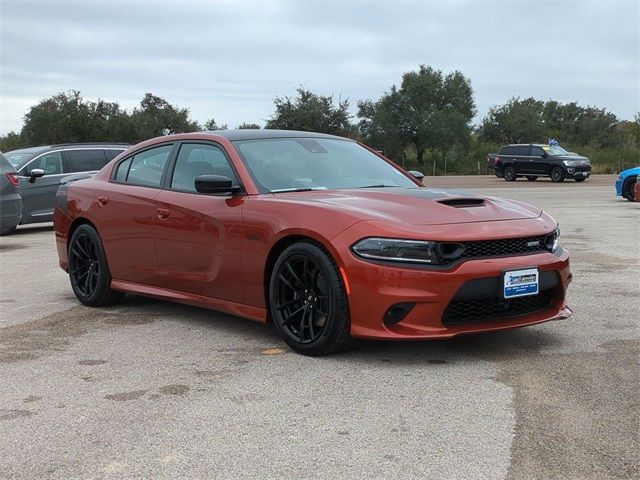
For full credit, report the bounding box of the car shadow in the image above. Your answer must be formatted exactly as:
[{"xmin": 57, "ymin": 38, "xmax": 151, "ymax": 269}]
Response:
[{"xmin": 113, "ymin": 294, "xmax": 564, "ymax": 365}]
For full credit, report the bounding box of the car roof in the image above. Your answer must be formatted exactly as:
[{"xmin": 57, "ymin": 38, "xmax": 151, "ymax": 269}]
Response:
[
  {"xmin": 7, "ymin": 143, "xmax": 130, "ymax": 155},
  {"xmin": 204, "ymin": 129, "xmax": 350, "ymax": 142}
]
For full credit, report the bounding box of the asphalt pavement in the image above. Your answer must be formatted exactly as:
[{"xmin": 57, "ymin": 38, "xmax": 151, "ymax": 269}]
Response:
[{"xmin": 0, "ymin": 174, "xmax": 638, "ymax": 479}]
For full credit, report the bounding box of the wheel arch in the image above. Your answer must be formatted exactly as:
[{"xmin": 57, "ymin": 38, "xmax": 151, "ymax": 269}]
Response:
[
  {"xmin": 67, "ymin": 217, "xmax": 99, "ymax": 249},
  {"xmin": 262, "ymin": 233, "xmax": 343, "ymax": 323}
]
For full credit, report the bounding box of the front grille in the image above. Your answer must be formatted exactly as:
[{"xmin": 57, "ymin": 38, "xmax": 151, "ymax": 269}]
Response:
[
  {"xmin": 442, "ymin": 289, "xmax": 554, "ymax": 325},
  {"xmin": 440, "ymin": 235, "xmax": 551, "ymax": 265}
]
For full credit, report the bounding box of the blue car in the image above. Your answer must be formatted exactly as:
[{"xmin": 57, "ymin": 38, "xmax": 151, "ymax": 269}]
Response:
[{"xmin": 615, "ymin": 166, "xmax": 640, "ymax": 201}]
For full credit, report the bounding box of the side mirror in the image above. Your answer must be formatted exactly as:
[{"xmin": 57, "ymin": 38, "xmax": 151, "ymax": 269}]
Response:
[
  {"xmin": 541, "ymin": 152, "xmax": 549, "ymax": 158},
  {"xmin": 29, "ymin": 168, "xmax": 46, "ymax": 183},
  {"xmin": 408, "ymin": 170, "xmax": 425, "ymax": 182},
  {"xmin": 194, "ymin": 175, "xmax": 241, "ymax": 194}
]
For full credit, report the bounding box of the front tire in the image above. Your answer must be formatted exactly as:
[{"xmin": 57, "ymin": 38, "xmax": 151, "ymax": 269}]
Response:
[
  {"xmin": 550, "ymin": 167, "xmax": 565, "ymax": 183},
  {"xmin": 503, "ymin": 166, "xmax": 517, "ymax": 182},
  {"xmin": 68, "ymin": 224, "xmax": 124, "ymax": 307},
  {"xmin": 269, "ymin": 242, "xmax": 351, "ymax": 356},
  {"xmin": 622, "ymin": 177, "xmax": 637, "ymax": 201}
]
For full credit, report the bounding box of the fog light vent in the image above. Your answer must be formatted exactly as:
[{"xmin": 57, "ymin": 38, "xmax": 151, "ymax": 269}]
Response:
[{"xmin": 384, "ymin": 303, "xmax": 415, "ymax": 326}]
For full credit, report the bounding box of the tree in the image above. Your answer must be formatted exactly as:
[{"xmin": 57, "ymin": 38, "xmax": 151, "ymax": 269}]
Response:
[
  {"xmin": 131, "ymin": 93, "xmax": 200, "ymax": 140},
  {"xmin": 203, "ymin": 118, "xmax": 228, "ymax": 131},
  {"xmin": 479, "ymin": 97, "xmax": 546, "ymax": 144},
  {"xmin": 358, "ymin": 65, "xmax": 475, "ymax": 165},
  {"xmin": 237, "ymin": 122, "xmax": 261, "ymax": 129},
  {"xmin": 20, "ymin": 90, "xmax": 130, "ymax": 145},
  {"xmin": 266, "ymin": 87, "xmax": 353, "ymax": 135},
  {"xmin": 0, "ymin": 131, "xmax": 26, "ymax": 151}
]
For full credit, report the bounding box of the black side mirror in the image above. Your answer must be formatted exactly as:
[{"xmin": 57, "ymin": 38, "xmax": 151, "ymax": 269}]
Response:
[
  {"xmin": 408, "ymin": 170, "xmax": 425, "ymax": 182},
  {"xmin": 28, "ymin": 168, "xmax": 45, "ymax": 183},
  {"xmin": 194, "ymin": 175, "xmax": 241, "ymax": 194},
  {"xmin": 541, "ymin": 152, "xmax": 549, "ymax": 158}
]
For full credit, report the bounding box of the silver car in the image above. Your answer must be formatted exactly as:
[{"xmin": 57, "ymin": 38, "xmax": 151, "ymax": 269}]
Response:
[{"xmin": 4, "ymin": 143, "xmax": 129, "ymax": 225}]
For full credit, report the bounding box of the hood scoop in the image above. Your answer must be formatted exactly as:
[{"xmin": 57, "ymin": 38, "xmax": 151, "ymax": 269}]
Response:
[{"xmin": 437, "ymin": 198, "xmax": 486, "ymax": 208}]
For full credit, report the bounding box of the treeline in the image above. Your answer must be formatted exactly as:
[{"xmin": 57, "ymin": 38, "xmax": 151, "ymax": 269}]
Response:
[{"xmin": 2, "ymin": 65, "xmax": 638, "ymax": 174}]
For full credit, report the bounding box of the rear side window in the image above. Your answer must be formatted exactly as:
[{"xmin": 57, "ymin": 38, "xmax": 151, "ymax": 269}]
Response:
[
  {"xmin": 515, "ymin": 146, "xmax": 530, "ymax": 155},
  {"xmin": 105, "ymin": 149, "xmax": 126, "ymax": 161},
  {"xmin": 114, "ymin": 157, "xmax": 132, "ymax": 182},
  {"xmin": 170, "ymin": 143, "xmax": 238, "ymax": 192},
  {"xmin": 499, "ymin": 146, "xmax": 514, "ymax": 155},
  {"xmin": 125, "ymin": 145, "xmax": 173, "ymax": 187},
  {"xmin": 24, "ymin": 151, "xmax": 63, "ymax": 175},
  {"xmin": 64, "ymin": 150, "xmax": 108, "ymax": 173}
]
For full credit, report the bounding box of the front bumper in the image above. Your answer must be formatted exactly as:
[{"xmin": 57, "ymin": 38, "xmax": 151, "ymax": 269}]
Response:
[
  {"xmin": 565, "ymin": 168, "xmax": 591, "ymax": 179},
  {"xmin": 333, "ymin": 220, "xmax": 572, "ymax": 340},
  {"xmin": 615, "ymin": 178, "xmax": 623, "ymax": 196}
]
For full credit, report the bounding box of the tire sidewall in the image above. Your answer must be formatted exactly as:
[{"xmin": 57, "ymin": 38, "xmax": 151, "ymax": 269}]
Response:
[
  {"xmin": 551, "ymin": 167, "xmax": 565, "ymax": 183},
  {"xmin": 504, "ymin": 167, "xmax": 516, "ymax": 181},
  {"xmin": 269, "ymin": 242, "xmax": 349, "ymax": 355},
  {"xmin": 68, "ymin": 224, "xmax": 112, "ymax": 305},
  {"xmin": 622, "ymin": 177, "xmax": 636, "ymax": 201}
]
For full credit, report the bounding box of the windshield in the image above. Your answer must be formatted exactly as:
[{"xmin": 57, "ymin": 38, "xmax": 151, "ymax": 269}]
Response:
[
  {"xmin": 543, "ymin": 145, "xmax": 570, "ymax": 156},
  {"xmin": 233, "ymin": 138, "xmax": 416, "ymax": 192},
  {"xmin": 4, "ymin": 150, "xmax": 37, "ymax": 168}
]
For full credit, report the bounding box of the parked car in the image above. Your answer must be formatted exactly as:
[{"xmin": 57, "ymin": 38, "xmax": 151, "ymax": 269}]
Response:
[
  {"xmin": 53, "ymin": 130, "xmax": 572, "ymax": 356},
  {"xmin": 614, "ymin": 166, "xmax": 640, "ymax": 201},
  {"xmin": 0, "ymin": 152, "xmax": 22, "ymax": 235},
  {"xmin": 491, "ymin": 143, "xmax": 591, "ymax": 182},
  {"xmin": 486, "ymin": 153, "xmax": 502, "ymax": 177},
  {"xmin": 4, "ymin": 143, "xmax": 129, "ymax": 225}
]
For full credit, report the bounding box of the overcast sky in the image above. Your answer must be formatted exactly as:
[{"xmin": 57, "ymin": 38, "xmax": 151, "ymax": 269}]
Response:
[{"xmin": 1, "ymin": 0, "xmax": 638, "ymax": 135}]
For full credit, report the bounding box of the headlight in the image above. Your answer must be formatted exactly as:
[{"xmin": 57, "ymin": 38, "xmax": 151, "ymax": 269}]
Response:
[
  {"xmin": 351, "ymin": 237, "xmax": 439, "ymax": 264},
  {"xmin": 545, "ymin": 227, "xmax": 561, "ymax": 252},
  {"xmin": 563, "ymin": 160, "xmax": 577, "ymax": 167}
]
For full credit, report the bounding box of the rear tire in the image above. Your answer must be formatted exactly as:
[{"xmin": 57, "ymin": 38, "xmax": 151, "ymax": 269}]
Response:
[
  {"xmin": 550, "ymin": 167, "xmax": 565, "ymax": 183},
  {"xmin": 503, "ymin": 166, "xmax": 517, "ymax": 182},
  {"xmin": 526, "ymin": 176, "xmax": 538, "ymax": 181},
  {"xmin": 269, "ymin": 242, "xmax": 351, "ymax": 356},
  {"xmin": 68, "ymin": 224, "xmax": 124, "ymax": 307},
  {"xmin": 622, "ymin": 177, "xmax": 637, "ymax": 201}
]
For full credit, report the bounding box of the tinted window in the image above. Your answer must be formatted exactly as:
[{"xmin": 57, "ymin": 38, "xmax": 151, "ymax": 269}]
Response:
[
  {"xmin": 499, "ymin": 146, "xmax": 515, "ymax": 155},
  {"xmin": 514, "ymin": 146, "xmax": 530, "ymax": 155},
  {"xmin": 105, "ymin": 149, "xmax": 126, "ymax": 161},
  {"xmin": 114, "ymin": 157, "xmax": 132, "ymax": 182},
  {"xmin": 64, "ymin": 149, "xmax": 108, "ymax": 173},
  {"xmin": 531, "ymin": 146, "xmax": 545, "ymax": 157},
  {"xmin": 126, "ymin": 145, "xmax": 172, "ymax": 187},
  {"xmin": 170, "ymin": 143, "xmax": 238, "ymax": 192},
  {"xmin": 24, "ymin": 151, "xmax": 63, "ymax": 175}
]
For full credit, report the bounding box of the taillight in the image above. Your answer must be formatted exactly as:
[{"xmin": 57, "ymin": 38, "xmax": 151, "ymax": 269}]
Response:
[{"xmin": 5, "ymin": 172, "xmax": 19, "ymax": 187}]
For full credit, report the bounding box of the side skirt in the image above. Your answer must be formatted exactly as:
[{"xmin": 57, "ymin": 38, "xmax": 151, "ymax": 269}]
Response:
[{"xmin": 110, "ymin": 279, "xmax": 268, "ymax": 323}]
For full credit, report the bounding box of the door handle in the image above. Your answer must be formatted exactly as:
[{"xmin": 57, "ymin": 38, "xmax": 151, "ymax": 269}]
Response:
[
  {"xmin": 157, "ymin": 208, "xmax": 170, "ymax": 220},
  {"xmin": 97, "ymin": 196, "xmax": 109, "ymax": 206}
]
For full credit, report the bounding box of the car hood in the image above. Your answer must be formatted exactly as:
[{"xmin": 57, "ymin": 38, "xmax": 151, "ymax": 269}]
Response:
[
  {"xmin": 273, "ymin": 187, "xmax": 542, "ymax": 226},
  {"xmin": 555, "ymin": 154, "xmax": 590, "ymax": 162}
]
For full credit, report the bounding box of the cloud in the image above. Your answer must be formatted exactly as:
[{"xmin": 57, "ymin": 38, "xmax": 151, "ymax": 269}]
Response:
[{"xmin": 1, "ymin": 0, "xmax": 638, "ymax": 135}]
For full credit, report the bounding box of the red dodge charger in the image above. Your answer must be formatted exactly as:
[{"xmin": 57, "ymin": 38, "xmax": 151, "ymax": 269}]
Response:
[{"xmin": 54, "ymin": 130, "xmax": 573, "ymax": 355}]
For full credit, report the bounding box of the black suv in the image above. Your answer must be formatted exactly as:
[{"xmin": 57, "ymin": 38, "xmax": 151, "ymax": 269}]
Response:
[{"xmin": 494, "ymin": 144, "xmax": 591, "ymax": 182}]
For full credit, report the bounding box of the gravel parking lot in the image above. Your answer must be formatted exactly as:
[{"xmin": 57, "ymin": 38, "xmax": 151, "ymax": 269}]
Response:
[{"xmin": 1, "ymin": 174, "xmax": 638, "ymax": 479}]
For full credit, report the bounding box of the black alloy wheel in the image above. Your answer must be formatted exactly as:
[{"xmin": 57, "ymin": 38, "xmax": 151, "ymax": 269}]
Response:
[
  {"xmin": 503, "ymin": 166, "xmax": 517, "ymax": 182},
  {"xmin": 269, "ymin": 242, "xmax": 351, "ymax": 355},
  {"xmin": 550, "ymin": 167, "xmax": 565, "ymax": 183},
  {"xmin": 68, "ymin": 224, "xmax": 123, "ymax": 306},
  {"xmin": 622, "ymin": 177, "xmax": 637, "ymax": 201}
]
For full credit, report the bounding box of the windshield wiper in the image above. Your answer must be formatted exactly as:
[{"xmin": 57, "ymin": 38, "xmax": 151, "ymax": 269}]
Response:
[
  {"xmin": 271, "ymin": 187, "xmax": 318, "ymax": 193},
  {"xmin": 358, "ymin": 184, "xmax": 395, "ymax": 188}
]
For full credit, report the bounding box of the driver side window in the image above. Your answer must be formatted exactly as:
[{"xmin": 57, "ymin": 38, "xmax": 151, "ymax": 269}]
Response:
[
  {"xmin": 170, "ymin": 143, "xmax": 238, "ymax": 193},
  {"xmin": 24, "ymin": 151, "xmax": 63, "ymax": 175}
]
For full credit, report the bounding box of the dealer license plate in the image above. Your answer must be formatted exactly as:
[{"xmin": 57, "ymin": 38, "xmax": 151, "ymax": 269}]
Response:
[{"xmin": 503, "ymin": 268, "xmax": 539, "ymax": 299}]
